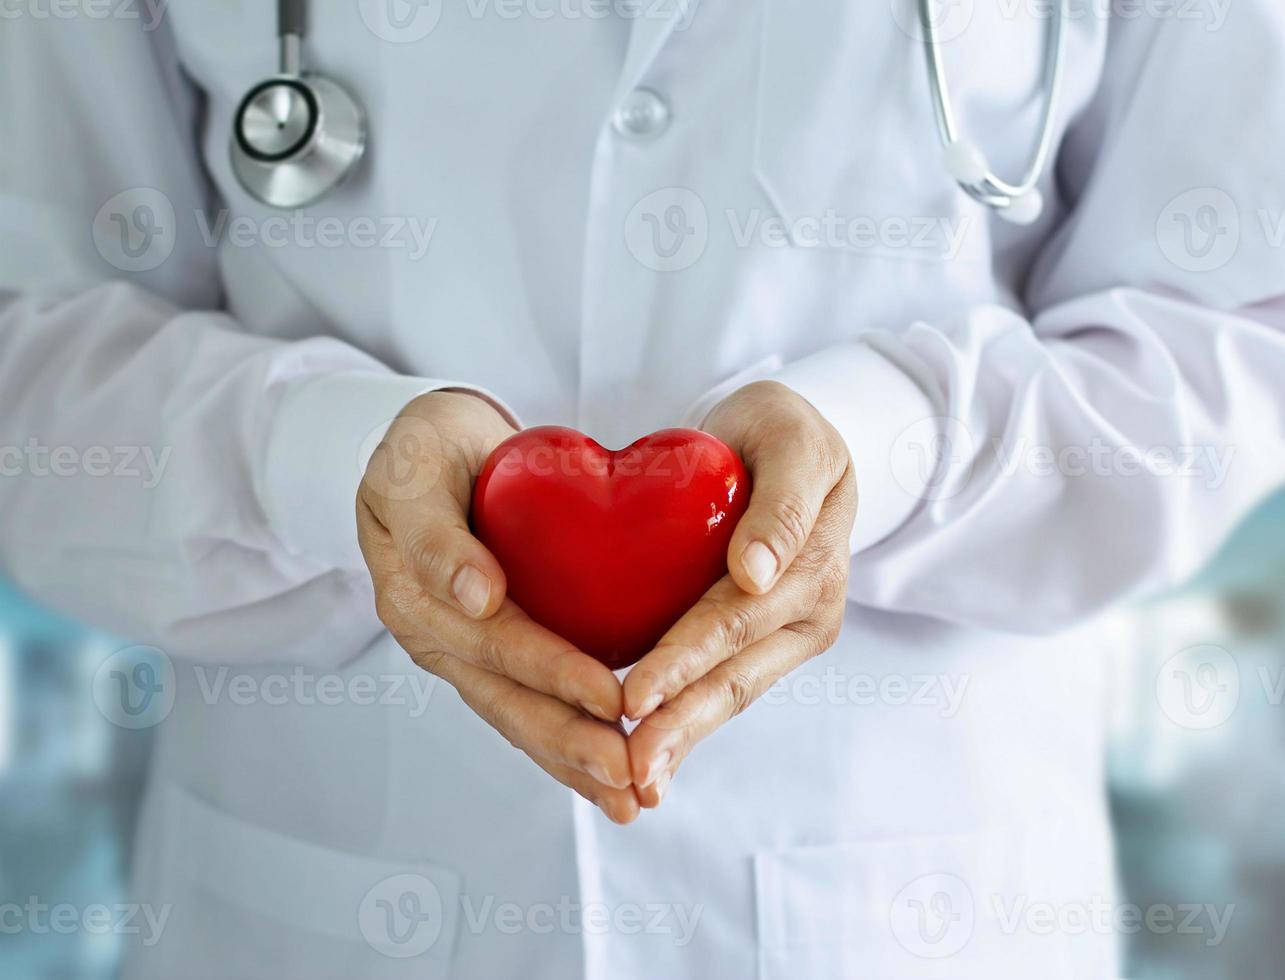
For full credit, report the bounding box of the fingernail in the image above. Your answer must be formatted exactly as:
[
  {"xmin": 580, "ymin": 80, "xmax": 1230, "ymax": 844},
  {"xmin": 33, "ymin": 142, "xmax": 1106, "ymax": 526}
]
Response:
[
  {"xmin": 653, "ymin": 769, "xmax": 671, "ymax": 803},
  {"xmin": 643, "ymin": 751, "xmax": 671, "ymax": 788},
  {"xmin": 452, "ymin": 564, "xmax": 491, "ymax": 617},
  {"xmin": 742, "ymin": 541, "xmax": 778, "ymax": 591},
  {"xmin": 633, "ymin": 692, "xmax": 662, "ymax": 720},
  {"xmin": 587, "ymin": 761, "xmax": 623, "ymax": 789},
  {"xmin": 579, "ymin": 699, "xmax": 616, "ymax": 722}
]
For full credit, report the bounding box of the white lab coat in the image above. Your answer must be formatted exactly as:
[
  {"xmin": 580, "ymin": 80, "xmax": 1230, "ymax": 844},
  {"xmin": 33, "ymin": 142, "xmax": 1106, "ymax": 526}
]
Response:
[{"xmin": 2, "ymin": 1, "xmax": 1284, "ymax": 976}]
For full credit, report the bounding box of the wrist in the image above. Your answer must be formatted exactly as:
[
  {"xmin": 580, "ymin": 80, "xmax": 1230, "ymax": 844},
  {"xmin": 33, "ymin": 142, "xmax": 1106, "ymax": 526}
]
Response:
[{"xmin": 401, "ymin": 388, "xmax": 517, "ymax": 443}]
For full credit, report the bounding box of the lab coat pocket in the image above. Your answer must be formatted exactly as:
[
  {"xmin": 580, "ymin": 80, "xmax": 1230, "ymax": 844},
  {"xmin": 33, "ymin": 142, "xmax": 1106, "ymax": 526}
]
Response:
[
  {"xmin": 129, "ymin": 784, "xmax": 463, "ymax": 980},
  {"xmin": 752, "ymin": 0, "xmax": 989, "ymax": 264},
  {"xmin": 753, "ymin": 830, "xmax": 1069, "ymax": 980}
]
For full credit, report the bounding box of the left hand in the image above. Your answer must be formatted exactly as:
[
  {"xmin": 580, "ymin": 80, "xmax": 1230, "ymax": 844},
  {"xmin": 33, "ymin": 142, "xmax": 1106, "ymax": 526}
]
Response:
[{"xmin": 623, "ymin": 381, "xmax": 858, "ymax": 806}]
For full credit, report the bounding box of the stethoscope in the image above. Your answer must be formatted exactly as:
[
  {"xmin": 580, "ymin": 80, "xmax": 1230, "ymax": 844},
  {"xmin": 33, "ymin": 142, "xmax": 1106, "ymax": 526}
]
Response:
[
  {"xmin": 917, "ymin": 0, "xmax": 1069, "ymax": 224},
  {"xmin": 232, "ymin": 0, "xmax": 1067, "ymax": 223},
  {"xmin": 229, "ymin": 0, "xmax": 365, "ymax": 209}
]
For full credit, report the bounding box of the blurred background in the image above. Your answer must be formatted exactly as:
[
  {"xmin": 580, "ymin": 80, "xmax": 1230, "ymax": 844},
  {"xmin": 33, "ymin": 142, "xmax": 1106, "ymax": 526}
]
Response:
[{"xmin": 1, "ymin": 491, "xmax": 1282, "ymax": 979}]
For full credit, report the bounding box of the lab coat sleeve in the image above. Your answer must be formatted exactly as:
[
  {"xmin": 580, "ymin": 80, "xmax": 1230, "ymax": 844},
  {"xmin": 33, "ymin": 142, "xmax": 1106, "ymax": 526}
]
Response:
[
  {"xmin": 0, "ymin": 16, "xmax": 511, "ymax": 664},
  {"xmin": 701, "ymin": 5, "xmax": 1285, "ymax": 633}
]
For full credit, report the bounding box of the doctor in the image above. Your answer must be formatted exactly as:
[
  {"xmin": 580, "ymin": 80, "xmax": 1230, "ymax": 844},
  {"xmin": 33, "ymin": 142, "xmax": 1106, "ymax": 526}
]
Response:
[{"xmin": 2, "ymin": 0, "xmax": 1284, "ymax": 977}]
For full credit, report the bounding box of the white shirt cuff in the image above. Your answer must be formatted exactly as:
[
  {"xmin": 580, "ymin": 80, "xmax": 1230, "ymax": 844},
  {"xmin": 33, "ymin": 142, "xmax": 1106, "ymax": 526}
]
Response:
[{"xmin": 261, "ymin": 370, "xmax": 517, "ymax": 572}]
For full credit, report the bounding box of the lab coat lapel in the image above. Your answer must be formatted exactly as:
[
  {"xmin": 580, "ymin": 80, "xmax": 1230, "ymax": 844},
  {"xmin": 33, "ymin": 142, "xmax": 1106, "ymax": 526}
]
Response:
[{"xmin": 613, "ymin": 0, "xmax": 695, "ymax": 100}]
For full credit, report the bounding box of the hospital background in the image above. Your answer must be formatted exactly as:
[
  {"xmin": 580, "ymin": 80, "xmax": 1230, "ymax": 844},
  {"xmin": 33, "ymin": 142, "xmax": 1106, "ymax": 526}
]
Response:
[{"xmin": 1, "ymin": 491, "xmax": 1282, "ymax": 979}]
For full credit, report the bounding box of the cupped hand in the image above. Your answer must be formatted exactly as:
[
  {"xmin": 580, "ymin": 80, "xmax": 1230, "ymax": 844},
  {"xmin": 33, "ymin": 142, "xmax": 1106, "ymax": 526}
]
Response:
[
  {"xmin": 357, "ymin": 390, "xmax": 639, "ymax": 824},
  {"xmin": 623, "ymin": 381, "xmax": 857, "ymax": 806}
]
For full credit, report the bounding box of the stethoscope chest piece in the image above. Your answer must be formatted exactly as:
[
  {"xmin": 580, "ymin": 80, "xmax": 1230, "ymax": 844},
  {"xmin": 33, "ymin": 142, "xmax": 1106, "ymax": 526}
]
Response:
[
  {"xmin": 229, "ymin": 1, "xmax": 366, "ymax": 209},
  {"xmin": 231, "ymin": 74, "xmax": 365, "ymax": 210}
]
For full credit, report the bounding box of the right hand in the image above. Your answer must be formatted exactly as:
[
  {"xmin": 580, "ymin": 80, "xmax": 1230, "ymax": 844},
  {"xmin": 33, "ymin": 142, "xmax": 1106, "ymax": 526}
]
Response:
[{"xmin": 356, "ymin": 390, "xmax": 639, "ymax": 824}]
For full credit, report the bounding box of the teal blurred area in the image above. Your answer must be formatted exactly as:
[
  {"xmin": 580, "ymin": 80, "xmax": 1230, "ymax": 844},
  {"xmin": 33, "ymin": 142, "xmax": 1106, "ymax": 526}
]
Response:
[
  {"xmin": 0, "ymin": 493, "xmax": 1282, "ymax": 979},
  {"xmin": 0, "ymin": 586, "xmax": 151, "ymax": 980},
  {"xmin": 1105, "ymin": 491, "xmax": 1285, "ymax": 980}
]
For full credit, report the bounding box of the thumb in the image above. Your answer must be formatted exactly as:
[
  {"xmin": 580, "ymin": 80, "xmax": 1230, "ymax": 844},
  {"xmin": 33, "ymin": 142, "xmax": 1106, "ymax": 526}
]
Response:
[
  {"xmin": 361, "ymin": 422, "xmax": 507, "ymax": 619},
  {"xmin": 725, "ymin": 436, "xmax": 845, "ymax": 595}
]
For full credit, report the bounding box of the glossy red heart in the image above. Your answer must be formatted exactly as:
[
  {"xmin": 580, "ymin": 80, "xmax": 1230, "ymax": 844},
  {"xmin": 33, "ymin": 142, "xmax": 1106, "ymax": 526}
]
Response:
[{"xmin": 471, "ymin": 427, "xmax": 750, "ymax": 670}]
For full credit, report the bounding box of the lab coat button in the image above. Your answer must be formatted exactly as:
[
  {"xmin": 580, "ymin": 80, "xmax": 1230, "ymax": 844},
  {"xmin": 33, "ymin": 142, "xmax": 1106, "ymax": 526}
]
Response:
[{"xmin": 613, "ymin": 88, "xmax": 671, "ymax": 140}]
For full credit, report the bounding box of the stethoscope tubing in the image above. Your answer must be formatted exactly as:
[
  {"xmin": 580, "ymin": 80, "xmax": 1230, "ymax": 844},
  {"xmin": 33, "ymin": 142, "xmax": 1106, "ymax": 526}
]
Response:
[
  {"xmin": 235, "ymin": 0, "xmax": 1069, "ymax": 213},
  {"xmin": 918, "ymin": 0, "xmax": 1069, "ymax": 208}
]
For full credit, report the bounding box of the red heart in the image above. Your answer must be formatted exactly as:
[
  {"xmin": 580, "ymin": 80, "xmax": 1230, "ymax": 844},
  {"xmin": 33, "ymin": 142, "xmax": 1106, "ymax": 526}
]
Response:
[{"xmin": 471, "ymin": 427, "xmax": 750, "ymax": 670}]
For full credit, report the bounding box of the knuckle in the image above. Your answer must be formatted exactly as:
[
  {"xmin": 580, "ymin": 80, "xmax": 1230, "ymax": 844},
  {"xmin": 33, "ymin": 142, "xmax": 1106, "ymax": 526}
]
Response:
[
  {"xmin": 743, "ymin": 379, "xmax": 790, "ymax": 405},
  {"xmin": 787, "ymin": 540, "xmax": 827, "ymax": 576},
  {"xmin": 670, "ymin": 650, "xmax": 705, "ymax": 692},
  {"xmin": 707, "ymin": 597, "xmax": 758, "ymax": 655},
  {"xmin": 373, "ymin": 591, "xmax": 400, "ymax": 631},
  {"xmin": 815, "ymin": 553, "xmax": 851, "ymax": 608},
  {"xmin": 789, "ymin": 542, "xmax": 850, "ymax": 617},
  {"xmin": 819, "ymin": 611, "xmax": 844, "ymax": 650},
  {"xmin": 806, "ymin": 432, "xmax": 842, "ymax": 479},
  {"xmin": 794, "ymin": 613, "xmax": 843, "ymax": 654},
  {"xmin": 838, "ymin": 460, "xmax": 858, "ymax": 496},
  {"xmin": 400, "ymin": 525, "xmax": 443, "ymax": 579},
  {"xmin": 414, "ymin": 648, "xmax": 450, "ymax": 677},
  {"xmin": 833, "ymin": 463, "xmax": 859, "ymax": 516},
  {"xmin": 816, "ymin": 425, "xmax": 851, "ymax": 480},
  {"xmin": 470, "ymin": 629, "xmax": 508, "ymax": 674},
  {"xmin": 722, "ymin": 667, "xmax": 759, "ymax": 718},
  {"xmin": 767, "ymin": 488, "xmax": 814, "ymax": 556},
  {"xmin": 737, "ymin": 414, "xmax": 774, "ymax": 456},
  {"xmin": 753, "ymin": 415, "xmax": 809, "ymax": 461},
  {"xmin": 478, "ymin": 688, "xmax": 521, "ymax": 747}
]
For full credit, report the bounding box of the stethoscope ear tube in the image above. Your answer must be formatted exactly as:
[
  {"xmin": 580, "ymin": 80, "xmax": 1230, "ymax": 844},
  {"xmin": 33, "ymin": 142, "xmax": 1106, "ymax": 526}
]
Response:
[{"xmin": 918, "ymin": 0, "xmax": 1068, "ymax": 222}]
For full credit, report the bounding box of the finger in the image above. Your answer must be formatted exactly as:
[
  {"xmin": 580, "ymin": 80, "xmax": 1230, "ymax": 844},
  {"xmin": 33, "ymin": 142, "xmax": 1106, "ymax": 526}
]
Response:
[
  {"xmin": 431, "ymin": 652, "xmax": 634, "ymax": 791},
  {"xmin": 622, "ymin": 571, "xmax": 810, "ymax": 720},
  {"xmin": 361, "ymin": 429, "xmax": 507, "ymax": 621},
  {"xmin": 356, "ymin": 490, "xmax": 402, "ymax": 579},
  {"xmin": 632, "ymin": 759, "xmax": 677, "ymax": 810},
  {"xmin": 371, "ymin": 554, "xmax": 623, "ymax": 723},
  {"xmin": 531, "ymin": 756, "xmax": 641, "ymax": 826},
  {"xmin": 628, "ymin": 622, "xmax": 826, "ymax": 796},
  {"xmin": 725, "ymin": 426, "xmax": 849, "ymax": 596},
  {"xmin": 427, "ymin": 596, "xmax": 625, "ymax": 722},
  {"xmin": 624, "ymin": 474, "xmax": 856, "ymax": 721},
  {"xmin": 362, "ymin": 495, "xmax": 622, "ymax": 721}
]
